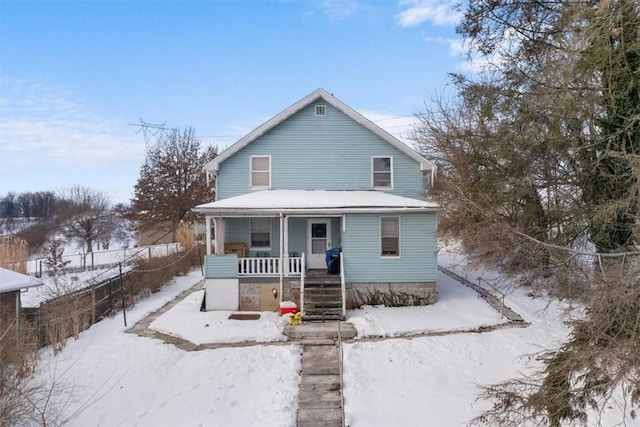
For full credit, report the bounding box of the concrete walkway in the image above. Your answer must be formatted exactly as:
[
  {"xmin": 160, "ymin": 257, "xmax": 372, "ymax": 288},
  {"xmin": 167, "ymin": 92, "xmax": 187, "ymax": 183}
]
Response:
[
  {"xmin": 298, "ymin": 340, "xmax": 343, "ymax": 427},
  {"xmin": 282, "ymin": 322, "xmax": 356, "ymax": 427}
]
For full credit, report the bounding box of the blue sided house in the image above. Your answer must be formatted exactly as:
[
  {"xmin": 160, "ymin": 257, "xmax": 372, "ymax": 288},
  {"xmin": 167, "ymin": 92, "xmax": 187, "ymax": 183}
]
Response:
[{"xmin": 193, "ymin": 89, "xmax": 438, "ymax": 320}]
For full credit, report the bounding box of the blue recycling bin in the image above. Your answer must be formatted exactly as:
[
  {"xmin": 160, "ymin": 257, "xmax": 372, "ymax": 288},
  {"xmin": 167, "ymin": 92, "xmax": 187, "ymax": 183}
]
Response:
[{"xmin": 326, "ymin": 248, "xmax": 341, "ymax": 275}]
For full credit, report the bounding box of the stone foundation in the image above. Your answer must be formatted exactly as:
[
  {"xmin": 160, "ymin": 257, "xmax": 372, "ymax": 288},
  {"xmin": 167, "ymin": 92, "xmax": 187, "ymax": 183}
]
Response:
[
  {"xmin": 237, "ymin": 279, "xmax": 436, "ymax": 311},
  {"xmin": 238, "ymin": 279, "xmax": 300, "ymax": 311},
  {"xmin": 346, "ymin": 282, "xmax": 437, "ymax": 309}
]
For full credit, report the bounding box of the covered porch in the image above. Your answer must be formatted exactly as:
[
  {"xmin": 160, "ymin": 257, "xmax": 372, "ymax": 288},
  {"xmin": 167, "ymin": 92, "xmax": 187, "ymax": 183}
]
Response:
[{"xmin": 193, "ymin": 190, "xmax": 438, "ymax": 317}]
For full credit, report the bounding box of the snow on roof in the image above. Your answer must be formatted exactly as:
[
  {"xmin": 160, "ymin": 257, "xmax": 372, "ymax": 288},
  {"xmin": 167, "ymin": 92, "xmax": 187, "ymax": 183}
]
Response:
[
  {"xmin": 0, "ymin": 267, "xmax": 43, "ymax": 293},
  {"xmin": 194, "ymin": 190, "xmax": 438, "ymax": 214}
]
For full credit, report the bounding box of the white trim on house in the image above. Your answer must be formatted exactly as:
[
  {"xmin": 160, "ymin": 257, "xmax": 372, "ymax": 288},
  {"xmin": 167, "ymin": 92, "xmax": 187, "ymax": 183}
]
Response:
[
  {"xmin": 372, "ymin": 155, "xmax": 393, "ymax": 189},
  {"xmin": 250, "ymin": 155, "xmax": 271, "ymax": 189},
  {"xmin": 204, "ymin": 88, "xmax": 435, "ymax": 174}
]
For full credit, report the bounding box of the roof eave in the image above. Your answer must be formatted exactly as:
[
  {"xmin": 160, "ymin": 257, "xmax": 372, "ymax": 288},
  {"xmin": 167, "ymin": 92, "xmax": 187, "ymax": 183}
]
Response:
[
  {"xmin": 192, "ymin": 206, "xmax": 438, "ymax": 216},
  {"xmin": 205, "ymin": 89, "xmax": 328, "ymax": 172}
]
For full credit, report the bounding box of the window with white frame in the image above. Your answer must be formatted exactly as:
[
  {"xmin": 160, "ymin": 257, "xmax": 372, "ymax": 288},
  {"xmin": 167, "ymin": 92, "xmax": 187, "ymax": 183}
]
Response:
[
  {"xmin": 380, "ymin": 217, "xmax": 399, "ymax": 257},
  {"xmin": 250, "ymin": 218, "xmax": 271, "ymax": 248},
  {"xmin": 373, "ymin": 156, "xmax": 392, "ymax": 188},
  {"xmin": 251, "ymin": 155, "xmax": 271, "ymax": 188},
  {"xmin": 315, "ymin": 105, "xmax": 326, "ymax": 116}
]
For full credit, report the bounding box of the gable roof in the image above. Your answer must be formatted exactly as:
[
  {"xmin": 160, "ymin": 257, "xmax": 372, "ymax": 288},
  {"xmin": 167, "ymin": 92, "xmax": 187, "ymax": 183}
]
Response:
[{"xmin": 205, "ymin": 88, "xmax": 435, "ymax": 173}]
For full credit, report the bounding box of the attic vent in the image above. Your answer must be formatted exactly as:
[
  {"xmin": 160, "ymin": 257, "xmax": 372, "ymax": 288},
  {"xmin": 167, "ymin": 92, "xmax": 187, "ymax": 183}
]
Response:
[{"xmin": 315, "ymin": 105, "xmax": 326, "ymax": 116}]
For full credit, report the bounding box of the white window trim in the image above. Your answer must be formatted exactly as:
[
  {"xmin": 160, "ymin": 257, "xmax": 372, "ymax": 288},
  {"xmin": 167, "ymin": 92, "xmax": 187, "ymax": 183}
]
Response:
[
  {"xmin": 250, "ymin": 217, "xmax": 272, "ymax": 250},
  {"xmin": 372, "ymin": 156, "xmax": 393, "ymax": 189},
  {"xmin": 250, "ymin": 155, "xmax": 271, "ymax": 189},
  {"xmin": 380, "ymin": 216, "xmax": 400, "ymax": 258},
  {"xmin": 315, "ymin": 105, "xmax": 326, "ymax": 116}
]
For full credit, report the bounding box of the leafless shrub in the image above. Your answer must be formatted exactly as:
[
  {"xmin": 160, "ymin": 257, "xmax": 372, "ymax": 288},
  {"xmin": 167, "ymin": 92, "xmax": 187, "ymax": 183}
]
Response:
[{"xmin": 0, "ymin": 313, "xmax": 40, "ymax": 425}]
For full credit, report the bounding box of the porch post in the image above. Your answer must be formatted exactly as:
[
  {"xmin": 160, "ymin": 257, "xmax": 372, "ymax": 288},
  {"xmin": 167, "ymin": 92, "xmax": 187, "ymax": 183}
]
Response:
[
  {"xmin": 279, "ymin": 214, "xmax": 284, "ymax": 301},
  {"xmin": 205, "ymin": 216, "xmax": 212, "ymax": 255},
  {"xmin": 213, "ymin": 217, "xmax": 225, "ymax": 255},
  {"xmin": 283, "ymin": 215, "xmax": 289, "ymax": 276}
]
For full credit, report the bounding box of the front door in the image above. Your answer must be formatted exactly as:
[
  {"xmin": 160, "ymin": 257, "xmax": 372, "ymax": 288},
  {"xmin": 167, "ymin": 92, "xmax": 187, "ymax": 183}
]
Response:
[{"xmin": 307, "ymin": 219, "xmax": 331, "ymax": 269}]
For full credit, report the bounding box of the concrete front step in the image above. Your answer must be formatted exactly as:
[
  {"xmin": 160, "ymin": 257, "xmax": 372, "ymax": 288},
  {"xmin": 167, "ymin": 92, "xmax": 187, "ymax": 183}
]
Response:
[
  {"xmin": 285, "ymin": 321, "xmax": 356, "ymax": 339},
  {"xmin": 304, "ymin": 289, "xmax": 342, "ymax": 297},
  {"xmin": 304, "ymin": 303, "xmax": 343, "ymax": 311},
  {"xmin": 303, "ymin": 314, "xmax": 345, "ymax": 322},
  {"xmin": 305, "ymin": 284, "xmax": 341, "ymax": 290}
]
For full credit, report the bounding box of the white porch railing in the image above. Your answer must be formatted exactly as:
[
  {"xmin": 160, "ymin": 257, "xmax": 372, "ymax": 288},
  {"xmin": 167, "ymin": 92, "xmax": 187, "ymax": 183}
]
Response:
[{"xmin": 237, "ymin": 256, "xmax": 304, "ymax": 276}]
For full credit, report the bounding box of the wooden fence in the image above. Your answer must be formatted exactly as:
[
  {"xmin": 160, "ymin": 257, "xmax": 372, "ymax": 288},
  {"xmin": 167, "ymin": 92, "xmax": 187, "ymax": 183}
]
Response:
[
  {"xmin": 21, "ymin": 245, "xmax": 202, "ymax": 350},
  {"xmin": 23, "ymin": 269, "xmax": 134, "ymax": 349}
]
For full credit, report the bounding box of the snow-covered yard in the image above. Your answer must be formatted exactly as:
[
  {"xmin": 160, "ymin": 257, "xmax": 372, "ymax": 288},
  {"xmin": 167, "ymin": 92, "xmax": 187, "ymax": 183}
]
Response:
[
  {"xmin": 148, "ymin": 289, "xmax": 290, "ymax": 344},
  {"xmin": 30, "ymin": 255, "xmax": 634, "ymax": 426},
  {"xmin": 34, "ymin": 271, "xmax": 301, "ymax": 427}
]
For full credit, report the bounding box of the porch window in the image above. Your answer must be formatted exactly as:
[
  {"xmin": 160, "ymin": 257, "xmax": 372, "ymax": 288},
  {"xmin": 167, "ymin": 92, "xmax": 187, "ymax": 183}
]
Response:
[
  {"xmin": 251, "ymin": 155, "xmax": 271, "ymax": 188},
  {"xmin": 250, "ymin": 218, "xmax": 271, "ymax": 249},
  {"xmin": 380, "ymin": 217, "xmax": 399, "ymax": 257},
  {"xmin": 373, "ymin": 156, "xmax": 392, "ymax": 188}
]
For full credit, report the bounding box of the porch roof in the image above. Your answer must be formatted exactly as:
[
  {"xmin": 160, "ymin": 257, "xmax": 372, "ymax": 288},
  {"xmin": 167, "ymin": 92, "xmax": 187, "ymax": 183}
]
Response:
[
  {"xmin": 0, "ymin": 267, "xmax": 43, "ymax": 293},
  {"xmin": 193, "ymin": 190, "xmax": 438, "ymax": 216}
]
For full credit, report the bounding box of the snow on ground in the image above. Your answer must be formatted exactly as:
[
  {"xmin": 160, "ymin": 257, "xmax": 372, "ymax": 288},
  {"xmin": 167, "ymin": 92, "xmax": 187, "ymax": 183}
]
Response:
[
  {"xmin": 35, "ymin": 269, "xmax": 301, "ymax": 427},
  {"xmin": 346, "ymin": 271, "xmax": 504, "ymax": 337},
  {"xmin": 342, "ymin": 249, "xmax": 633, "ymax": 427},
  {"xmin": 343, "ymin": 285, "xmax": 574, "ymax": 427},
  {"xmin": 149, "ymin": 289, "xmax": 289, "ymax": 344},
  {"xmin": 29, "ymin": 246, "xmax": 635, "ymax": 427}
]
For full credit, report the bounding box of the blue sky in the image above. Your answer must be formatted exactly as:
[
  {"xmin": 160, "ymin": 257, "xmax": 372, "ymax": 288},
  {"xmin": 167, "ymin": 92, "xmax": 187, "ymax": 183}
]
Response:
[{"xmin": 1, "ymin": 0, "xmax": 467, "ymax": 203}]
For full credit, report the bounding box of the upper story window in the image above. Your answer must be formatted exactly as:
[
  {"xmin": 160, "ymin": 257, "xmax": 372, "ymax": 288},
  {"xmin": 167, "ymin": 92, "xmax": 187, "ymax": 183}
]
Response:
[
  {"xmin": 372, "ymin": 156, "xmax": 393, "ymax": 189},
  {"xmin": 251, "ymin": 155, "xmax": 271, "ymax": 188},
  {"xmin": 315, "ymin": 105, "xmax": 326, "ymax": 116},
  {"xmin": 380, "ymin": 216, "xmax": 400, "ymax": 257}
]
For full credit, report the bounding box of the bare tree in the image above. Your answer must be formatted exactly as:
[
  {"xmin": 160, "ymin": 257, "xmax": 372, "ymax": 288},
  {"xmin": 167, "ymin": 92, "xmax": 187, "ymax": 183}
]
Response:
[
  {"xmin": 130, "ymin": 126, "xmax": 217, "ymax": 241},
  {"xmin": 56, "ymin": 186, "xmax": 114, "ymax": 253}
]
